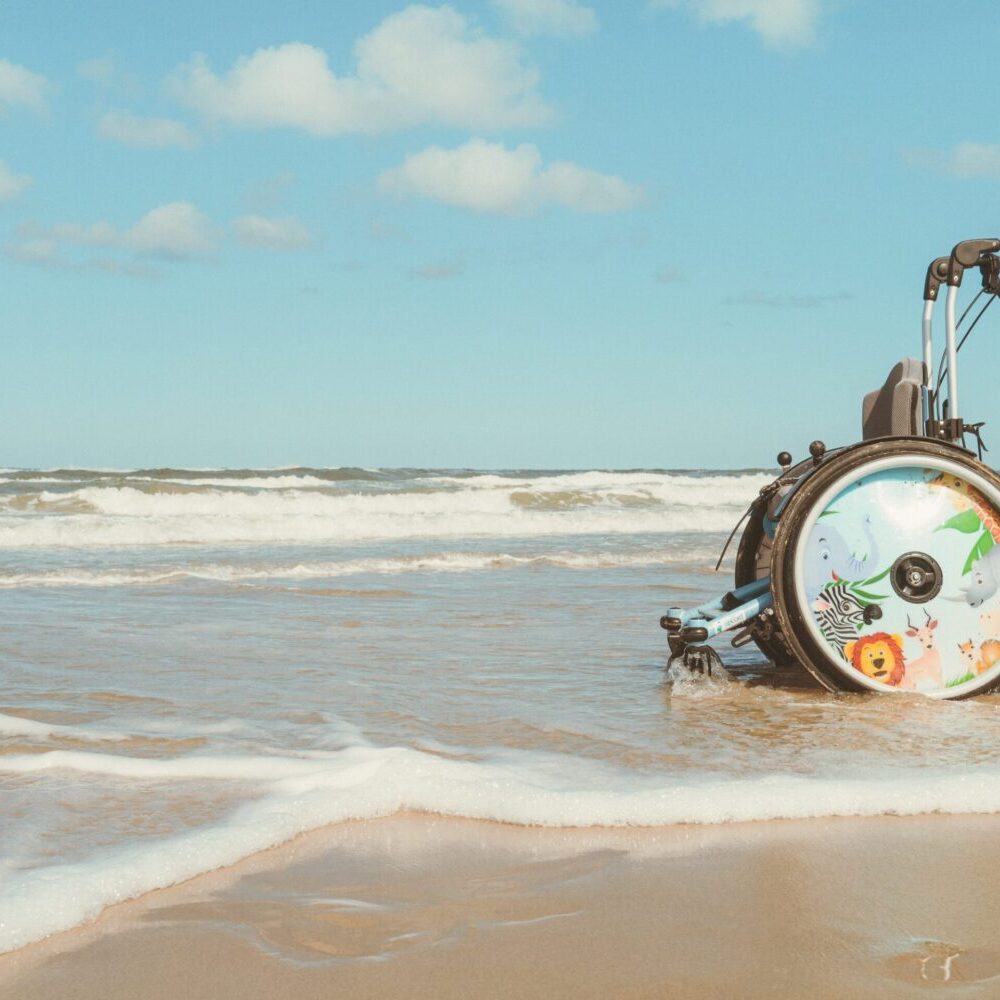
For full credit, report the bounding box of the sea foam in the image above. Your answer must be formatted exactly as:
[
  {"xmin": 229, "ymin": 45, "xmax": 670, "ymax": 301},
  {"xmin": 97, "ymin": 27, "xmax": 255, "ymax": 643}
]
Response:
[
  {"xmin": 0, "ymin": 471, "xmax": 769, "ymax": 549},
  {"xmin": 0, "ymin": 713, "xmax": 127, "ymax": 742},
  {"xmin": 0, "ymin": 547, "xmax": 720, "ymax": 589},
  {"xmin": 4, "ymin": 743, "xmax": 1000, "ymax": 954}
]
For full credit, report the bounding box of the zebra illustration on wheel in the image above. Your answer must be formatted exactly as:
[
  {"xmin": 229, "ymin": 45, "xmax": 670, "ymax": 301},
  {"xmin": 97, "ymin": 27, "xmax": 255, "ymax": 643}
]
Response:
[
  {"xmin": 812, "ymin": 581, "xmax": 872, "ymax": 656},
  {"xmin": 660, "ymin": 238, "xmax": 1000, "ymax": 698}
]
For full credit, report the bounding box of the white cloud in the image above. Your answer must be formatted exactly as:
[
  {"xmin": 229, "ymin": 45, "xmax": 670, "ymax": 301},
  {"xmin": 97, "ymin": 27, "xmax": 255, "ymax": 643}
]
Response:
[
  {"xmin": 650, "ymin": 0, "xmax": 820, "ymax": 48},
  {"xmin": 905, "ymin": 142, "xmax": 1000, "ymax": 181},
  {"xmin": 491, "ymin": 0, "xmax": 597, "ymax": 37},
  {"xmin": 129, "ymin": 202, "xmax": 217, "ymax": 259},
  {"xmin": 379, "ymin": 139, "xmax": 644, "ymax": 215},
  {"xmin": 98, "ymin": 111, "xmax": 199, "ymax": 149},
  {"xmin": 170, "ymin": 6, "xmax": 551, "ymax": 135},
  {"xmin": 232, "ymin": 214, "xmax": 313, "ymax": 249},
  {"xmin": 0, "ymin": 160, "xmax": 32, "ymax": 202},
  {"xmin": 8, "ymin": 202, "xmax": 219, "ymax": 269},
  {"xmin": 0, "ymin": 58, "xmax": 49, "ymax": 114}
]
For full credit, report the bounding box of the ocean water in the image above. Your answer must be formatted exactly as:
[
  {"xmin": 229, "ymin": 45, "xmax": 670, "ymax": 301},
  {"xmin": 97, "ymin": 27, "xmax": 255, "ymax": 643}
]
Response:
[{"xmin": 5, "ymin": 466, "xmax": 1000, "ymax": 954}]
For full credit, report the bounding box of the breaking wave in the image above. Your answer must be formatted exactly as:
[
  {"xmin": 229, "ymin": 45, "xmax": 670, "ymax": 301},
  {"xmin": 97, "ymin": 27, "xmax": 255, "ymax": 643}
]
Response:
[
  {"xmin": 0, "ymin": 469, "xmax": 769, "ymax": 549},
  {"xmin": 0, "ymin": 547, "xmax": 721, "ymax": 589}
]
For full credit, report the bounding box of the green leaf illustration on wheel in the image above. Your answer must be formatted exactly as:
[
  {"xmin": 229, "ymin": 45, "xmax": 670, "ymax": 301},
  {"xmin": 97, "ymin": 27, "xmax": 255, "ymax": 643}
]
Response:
[
  {"xmin": 936, "ymin": 509, "xmax": 982, "ymax": 534},
  {"xmin": 963, "ymin": 530, "xmax": 995, "ymax": 576},
  {"xmin": 935, "ymin": 509, "xmax": 995, "ymax": 576}
]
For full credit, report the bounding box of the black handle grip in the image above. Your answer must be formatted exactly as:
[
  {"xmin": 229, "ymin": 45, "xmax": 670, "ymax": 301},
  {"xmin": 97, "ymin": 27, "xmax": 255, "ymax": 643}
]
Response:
[
  {"xmin": 924, "ymin": 256, "xmax": 950, "ymax": 301},
  {"xmin": 948, "ymin": 238, "xmax": 1000, "ymax": 286}
]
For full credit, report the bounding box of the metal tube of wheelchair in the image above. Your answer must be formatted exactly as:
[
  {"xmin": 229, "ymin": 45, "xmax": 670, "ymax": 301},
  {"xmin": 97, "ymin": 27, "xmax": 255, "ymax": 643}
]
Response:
[
  {"xmin": 685, "ymin": 577, "xmax": 770, "ymax": 623},
  {"xmin": 667, "ymin": 599, "xmax": 723, "ymax": 626},
  {"xmin": 945, "ymin": 282, "xmax": 960, "ymax": 424},
  {"xmin": 682, "ymin": 592, "xmax": 774, "ymax": 642},
  {"xmin": 706, "ymin": 591, "xmax": 772, "ymax": 637},
  {"xmin": 661, "ymin": 597, "xmax": 725, "ymax": 631},
  {"xmin": 921, "ymin": 299, "xmax": 934, "ymax": 386},
  {"xmin": 722, "ymin": 576, "xmax": 770, "ymax": 608},
  {"xmin": 662, "ymin": 579, "xmax": 771, "ymax": 632},
  {"xmin": 921, "ymin": 255, "xmax": 949, "ymax": 428},
  {"xmin": 920, "ymin": 299, "xmax": 934, "ymax": 426}
]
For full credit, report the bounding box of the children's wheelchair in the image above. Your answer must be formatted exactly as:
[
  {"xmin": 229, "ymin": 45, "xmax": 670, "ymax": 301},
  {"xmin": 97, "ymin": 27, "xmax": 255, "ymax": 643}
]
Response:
[{"xmin": 662, "ymin": 238, "xmax": 1000, "ymax": 698}]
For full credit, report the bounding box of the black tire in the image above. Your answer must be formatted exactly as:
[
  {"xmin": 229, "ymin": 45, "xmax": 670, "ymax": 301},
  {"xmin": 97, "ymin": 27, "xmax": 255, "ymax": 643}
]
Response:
[
  {"xmin": 771, "ymin": 437, "xmax": 1000, "ymax": 698},
  {"xmin": 733, "ymin": 454, "xmax": 821, "ymax": 668},
  {"xmin": 733, "ymin": 495, "xmax": 794, "ymax": 666}
]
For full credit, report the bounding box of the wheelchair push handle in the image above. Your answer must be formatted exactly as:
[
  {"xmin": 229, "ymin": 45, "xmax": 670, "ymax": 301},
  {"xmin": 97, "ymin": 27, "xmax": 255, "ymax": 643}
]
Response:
[
  {"xmin": 923, "ymin": 257, "xmax": 950, "ymax": 302},
  {"xmin": 946, "ymin": 237, "xmax": 1000, "ymax": 287},
  {"xmin": 921, "ymin": 238, "xmax": 1000, "ymax": 436},
  {"xmin": 924, "ymin": 241, "xmax": 1000, "ymax": 301}
]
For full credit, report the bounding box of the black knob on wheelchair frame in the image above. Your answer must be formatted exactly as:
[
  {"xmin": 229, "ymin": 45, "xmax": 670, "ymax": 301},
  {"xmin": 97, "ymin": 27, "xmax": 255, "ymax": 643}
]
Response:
[
  {"xmin": 777, "ymin": 451, "xmax": 792, "ymax": 470},
  {"xmin": 809, "ymin": 440, "xmax": 826, "ymax": 464}
]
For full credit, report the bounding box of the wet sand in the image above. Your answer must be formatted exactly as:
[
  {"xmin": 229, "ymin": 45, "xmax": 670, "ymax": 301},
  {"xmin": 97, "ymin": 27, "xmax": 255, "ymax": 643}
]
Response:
[{"xmin": 5, "ymin": 812, "xmax": 1000, "ymax": 999}]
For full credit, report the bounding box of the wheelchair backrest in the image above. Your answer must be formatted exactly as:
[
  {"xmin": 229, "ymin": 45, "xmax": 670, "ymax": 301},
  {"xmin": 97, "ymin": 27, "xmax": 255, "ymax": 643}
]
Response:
[{"xmin": 862, "ymin": 358, "xmax": 926, "ymax": 439}]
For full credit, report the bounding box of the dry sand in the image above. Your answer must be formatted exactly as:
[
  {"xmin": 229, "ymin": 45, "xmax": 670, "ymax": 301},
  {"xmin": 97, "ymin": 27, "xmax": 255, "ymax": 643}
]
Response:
[{"xmin": 4, "ymin": 811, "xmax": 1000, "ymax": 999}]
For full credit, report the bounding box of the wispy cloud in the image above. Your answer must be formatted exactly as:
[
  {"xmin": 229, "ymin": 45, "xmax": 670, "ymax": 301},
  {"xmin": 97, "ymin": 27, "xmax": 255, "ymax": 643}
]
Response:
[
  {"xmin": 80, "ymin": 257, "xmax": 159, "ymax": 278},
  {"xmin": 724, "ymin": 290, "xmax": 850, "ymax": 308},
  {"xmin": 650, "ymin": 0, "xmax": 821, "ymax": 48},
  {"xmin": 4, "ymin": 234, "xmax": 157, "ymax": 278},
  {"xmin": 491, "ymin": 0, "xmax": 597, "ymax": 37},
  {"xmin": 0, "ymin": 58, "xmax": 50, "ymax": 115},
  {"xmin": 76, "ymin": 56, "xmax": 143, "ymax": 100},
  {"xmin": 379, "ymin": 139, "xmax": 644, "ymax": 215},
  {"xmin": 656, "ymin": 265, "xmax": 684, "ymax": 283},
  {"xmin": 904, "ymin": 142, "xmax": 1000, "ymax": 181},
  {"xmin": 98, "ymin": 111, "xmax": 199, "ymax": 149},
  {"xmin": 7, "ymin": 202, "xmax": 219, "ymax": 272},
  {"xmin": 410, "ymin": 261, "xmax": 463, "ymax": 279},
  {"xmin": 232, "ymin": 214, "xmax": 313, "ymax": 250},
  {"xmin": 369, "ymin": 218, "xmax": 409, "ymax": 242},
  {"xmin": 242, "ymin": 171, "xmax": 295, "ymax": 211},
  {"xmin": 5, "ymin": 234, "xmax": 59, "ymax": 266},
  {"xmin": 0, "ymin": 160, "xmax": 32, "ymax": 203},
  {"xmin": 7, "ymin": 203, "xmax": 318, "ymax": 273},
  {"xmin": 169, "ymin": 6, "xmax": 550, "ymax": 136},
  {"xmin": 76, "ymin": 57, "xmax": 115, "ymax": 85}
]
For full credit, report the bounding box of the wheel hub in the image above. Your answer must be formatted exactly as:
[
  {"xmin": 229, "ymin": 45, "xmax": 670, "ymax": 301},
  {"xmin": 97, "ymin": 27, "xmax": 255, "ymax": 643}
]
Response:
[{"xmin": 890, "ymin": 552, "xmax": 942, "ymax": 603}]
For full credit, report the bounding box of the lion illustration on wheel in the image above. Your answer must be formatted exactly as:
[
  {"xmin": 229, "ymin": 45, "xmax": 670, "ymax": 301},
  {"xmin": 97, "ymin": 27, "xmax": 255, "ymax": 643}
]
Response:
[{"xmin": 843, "ymin": 633, "xmax": 907, "ymax": 686}]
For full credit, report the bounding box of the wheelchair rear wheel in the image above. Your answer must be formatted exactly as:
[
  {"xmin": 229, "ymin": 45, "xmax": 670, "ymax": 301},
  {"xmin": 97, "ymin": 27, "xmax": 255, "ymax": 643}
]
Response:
[{"xmin": 770, "ymin": 439, "xmax": 1000, "ymax": 698}]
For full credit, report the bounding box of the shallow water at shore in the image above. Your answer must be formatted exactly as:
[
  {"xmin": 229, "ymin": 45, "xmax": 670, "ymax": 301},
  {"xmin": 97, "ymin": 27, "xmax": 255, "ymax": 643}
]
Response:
[{"xmin": 4, "ymin": 466, "xmax": 1000, "ymax": 957}]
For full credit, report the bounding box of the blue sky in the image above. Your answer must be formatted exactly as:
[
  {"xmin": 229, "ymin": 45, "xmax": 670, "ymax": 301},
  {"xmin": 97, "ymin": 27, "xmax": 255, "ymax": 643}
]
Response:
[{"xmin": 3, "ymin": 0, "xmax": 1000, "ymax": 469}]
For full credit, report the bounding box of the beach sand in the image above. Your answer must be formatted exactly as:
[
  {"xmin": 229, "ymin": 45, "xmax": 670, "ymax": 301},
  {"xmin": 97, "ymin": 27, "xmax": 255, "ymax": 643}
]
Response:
[{"xmin": 5, "ymin": 811, "xmax": 1000, "ymax": 999}]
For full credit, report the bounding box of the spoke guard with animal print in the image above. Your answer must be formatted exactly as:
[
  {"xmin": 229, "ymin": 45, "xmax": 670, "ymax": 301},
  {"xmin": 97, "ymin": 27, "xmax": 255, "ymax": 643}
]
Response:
[{"xmin": 797, "ymin": 464, "xmax": 1000, "ymax": 693}]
